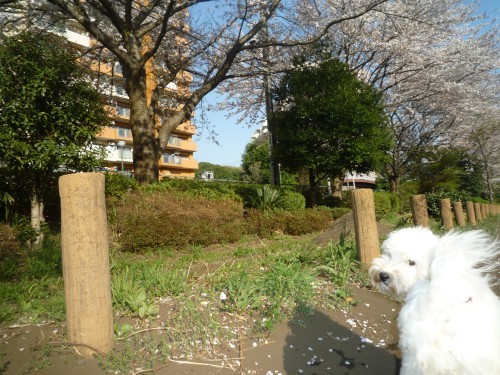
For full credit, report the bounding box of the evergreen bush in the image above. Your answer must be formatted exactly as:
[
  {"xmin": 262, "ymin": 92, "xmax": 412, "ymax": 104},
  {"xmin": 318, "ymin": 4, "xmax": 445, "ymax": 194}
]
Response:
[
  {"xmin": 244, "ymin": 208, "xmax": 332, "ymax": 237},
  {"xmin": 425, "ymin": 191, "xmax": 471, "ymax": 218},
  {"xmin": 105, "ymin": 173, "xmax": 138, "ymax": 197},
  {"xmin": 278, "ymin": 190, "xmax": 306, "ymax": 210},
  {"xmin": 113, "ymin": 191, "xmax": 246, "ymax": 252},
  {"xmin": 373, "ymin": 191, "xmax": 393, "ymax": 219}
]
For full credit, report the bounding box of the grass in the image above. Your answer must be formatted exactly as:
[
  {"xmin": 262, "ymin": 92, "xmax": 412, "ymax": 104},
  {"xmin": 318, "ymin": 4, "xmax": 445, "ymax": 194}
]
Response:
[
  {"xmin": 0, "ymin": 235, "xmax": 65, "ymax": 324},
  {"xmin": 1, "ymin": 213, "xmax": 499, "ymax": 374}
]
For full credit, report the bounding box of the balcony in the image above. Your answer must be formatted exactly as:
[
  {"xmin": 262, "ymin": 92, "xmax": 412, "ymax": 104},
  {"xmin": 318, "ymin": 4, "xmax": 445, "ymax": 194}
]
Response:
[
  {"xmin": 159, "ymin": 154, "xmax": 198, "ymax": 170},
  {"xmin": 113, "ymin": 85, "xmax": 129, "ymax": 100},
  {"xmin": 97, "ymin": 126, "xmax": 133, "ymax": 141},
  {"xmin": 174, "ymin": 123, "xmax": 196, "ymax": 135},
  {"xmin": 166, "ymin": 136, "xmax": 197, "ymax": 152},
  {"xmin": 66, "ymin": 29, "xmax": 91, "ymax": 47},
  {"xmin": 105, "ymin": 146, "xmax": 133, "ymax": 163},
  {"xmin": 104, "ymin": 104, "xmax": 131, "ymax": 121}
]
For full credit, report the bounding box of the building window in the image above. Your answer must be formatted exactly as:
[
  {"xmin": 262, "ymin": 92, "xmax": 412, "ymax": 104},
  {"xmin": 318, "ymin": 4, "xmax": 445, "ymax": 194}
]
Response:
[
  {"xmin": 168, "ymin": 135, "xmax": 181, "ymax": 146},
  {"xmin": 114, "ymin": 62, "xmax": 123, "ymax": 74},
  {"xmin": 116, "ymin": 105, "xmax": 130, "ymax": 117},
  {"xmin": 117, "ymin": 127, "xmax": 131, "ymax": 138},
  {"xmin": 118, "ymin": 147, "xmax": 132, "ymax": 159},
  {"xmin": 163, "ymin": 153, "xmax": 181, "ymax": 165},
  {"xmin": 114, "ymin": 85, "xmax": 128, "ymax": 97}
]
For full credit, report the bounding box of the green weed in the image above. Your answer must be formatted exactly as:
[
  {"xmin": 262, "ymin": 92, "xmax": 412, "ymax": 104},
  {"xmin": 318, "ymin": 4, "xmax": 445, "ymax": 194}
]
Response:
[
  {"xmin": 248, "ymin": 185, "xmax": 284, "ymax": 210},
  {"xmin": 24, "ymin": 236, "xmax": 62, "ymax": 278},
  {"xmin": 99, "ymin": 340, "xmax": 136, "ymax": 375},
  {"xmin": 113, "ymin": 322, "xmax": 133, "ymax": 338},
  {"xmin": 224, "ymin": 267, "xmax": 262, "ymax": 312},
  {"xmin": 258, "ymin": 261, "xmax": 316, "ymax": 326},
  {"xmin": 111, "ymin": 267, "xmax": 159, "ymax": 319},
  {"xmin": 315, "ymin": 235, "xmax": 359, "ymax": 286},
  {"xmin": 0, "ymin": 276, "xmax": 65, "ymax": 323}
]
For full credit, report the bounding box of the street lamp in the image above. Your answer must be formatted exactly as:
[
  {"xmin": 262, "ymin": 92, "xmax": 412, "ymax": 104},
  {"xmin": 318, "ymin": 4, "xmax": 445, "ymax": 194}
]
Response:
[{"xmin": 117, "ymin": 140, "xmax": 125, "ymax": 172}]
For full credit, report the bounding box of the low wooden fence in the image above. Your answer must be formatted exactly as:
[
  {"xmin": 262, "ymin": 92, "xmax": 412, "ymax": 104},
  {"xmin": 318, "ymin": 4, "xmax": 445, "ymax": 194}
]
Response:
[
  {"xmin": 57, "ymin": 178, "xmax": 498, "ymax": 352},
  {"xmin": 350, "ymin": 189, "xmax": 499, "ymax": 265}
]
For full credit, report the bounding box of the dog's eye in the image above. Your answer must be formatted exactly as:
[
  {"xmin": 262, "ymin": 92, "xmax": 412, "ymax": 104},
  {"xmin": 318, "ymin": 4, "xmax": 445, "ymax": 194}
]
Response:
[{"xmin": 408, "ymin": 260, "xmax": 416, "ymax": 266}]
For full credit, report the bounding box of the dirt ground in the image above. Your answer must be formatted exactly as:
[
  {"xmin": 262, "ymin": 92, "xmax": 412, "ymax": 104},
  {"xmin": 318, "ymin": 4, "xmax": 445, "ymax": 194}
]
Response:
[
  {"xmin": 1, "ymin": 215, "xmax": 403, "ymax": 375},
  {"xmin": 0, "ymin": 286, "xmax": 401, "ymax": 375}
]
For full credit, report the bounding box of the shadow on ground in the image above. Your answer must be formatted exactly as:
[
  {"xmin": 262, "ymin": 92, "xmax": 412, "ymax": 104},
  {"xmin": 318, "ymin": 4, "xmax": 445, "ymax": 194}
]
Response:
[{"xmin": 282, "ymin": 309, "xmax": 400, "ymax": 375}]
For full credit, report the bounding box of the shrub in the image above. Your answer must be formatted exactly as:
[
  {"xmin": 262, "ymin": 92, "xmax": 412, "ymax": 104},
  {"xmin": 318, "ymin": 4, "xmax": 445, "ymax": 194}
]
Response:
[
  {"xmin": 328, "ymin": 207, "xmax": 351, "ymax": 220},
  {"xmin": 244, "ymin": 186, "xmax": 305, "ymax": 211},
  {"xmin": 278, "ymin": 190, "xmax": 306, "ymax": 210},
  {"xmin": 397, "ymin": 181, "xmax": 419, "ymax": 212},
  {"xmin": 229, "ymin": 183, "xmax": 260, "ymax": 207},
  {"xmin": 247, "ymin": 185, "xmax": 284, "ymax": 210},
  {"xmin": 245, "ymin": 208, "xmax": 332, "ymax": 237},
  {"xmin": 105, "ymin": 173, "xmax": 138, "ymax": 198},
  {"xmin": 425, "ymin": 191, "xmax": 470, "ymax": 218},
  {"xmin": 342, "ymin": 190, "xmax": 353, "ymax": 208},
  {"xmin": 156, "ymin": 179, "xmax": 242, "ymax": 202},
  {"xmin": 373, "ymin": 191, "xmax": 393, "ymax": 220},
  {"xmin": 113, "ymin": 190, "xmax": 246, "ymax": 252},
  {"xmin": 389, "ymin": 193, "xmax": 403, "ymax": 214},
  {"xmin": 13, "ymin": 216, "xmax": 38, "ymax": 245},
  {"xmin": 320, "ymin": 195, "xmax": 344, "ymax": 208},
  {"xmin": 24, "ymin": 235, "xmax": 62, "ymax": 279},
  {"xmin": 0, "ymin": 223, "xmax": 16, "ymax": 255}
]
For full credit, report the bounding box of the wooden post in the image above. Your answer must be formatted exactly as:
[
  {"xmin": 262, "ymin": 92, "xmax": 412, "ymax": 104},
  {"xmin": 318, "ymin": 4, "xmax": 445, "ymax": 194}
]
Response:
[
  {"xmin": 474, "ymin": 202, "xmax": 482, "ymax": 221},
  {"xmin": 480, "ymin": 203, "xmax": 487, "ymax": 219},
  {"xmin": 410, "ymin": 194, "xmax": 429, "ymax": 227},
  {"xmin": 465, "ymin": 201, "xmax": 476, "ymax": 227},
  {"xmin": 59, "ymin": 173, "xmax": 113, "ymax": 357},
  {"xmin": 453, "ymin": 201, "xmax": 466, "ymax": 227},
  {"xmin": 439, "ymin": 198, "xmax": 454, "ymax": 230},
  {"xmin": 351, "ymin": 189, "xmax": 380, "ymax": 264}
]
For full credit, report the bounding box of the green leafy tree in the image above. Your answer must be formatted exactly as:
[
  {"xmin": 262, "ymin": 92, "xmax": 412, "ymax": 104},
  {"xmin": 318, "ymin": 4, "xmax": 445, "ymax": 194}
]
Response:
[
  {"xmin": 197, "ymin": 162, "xmax": 244, "ymax": 181},
  {"xmin": 411, "ymin": 146, "xmax": 486, "ymax": 197},
  {"xmin": 270, "ymin": 58, "xmax": 391, "ymax": 206},
  {"xmin": 241, "ymin": 137, "xmax": 298, "ymax": 185},
  {"xmin": 241, "ymin": 139, "xmax": 272, "ymax": 184},
  {"xmin": 0, "ymin": 32, "xmax": 109, "ymax": 242}
]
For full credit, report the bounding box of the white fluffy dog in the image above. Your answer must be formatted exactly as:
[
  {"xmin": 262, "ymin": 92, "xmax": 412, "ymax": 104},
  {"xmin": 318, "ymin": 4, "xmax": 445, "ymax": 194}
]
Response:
[{"xmin": 370, "ymin": 227, "xmax": 500, "ymax": 375}]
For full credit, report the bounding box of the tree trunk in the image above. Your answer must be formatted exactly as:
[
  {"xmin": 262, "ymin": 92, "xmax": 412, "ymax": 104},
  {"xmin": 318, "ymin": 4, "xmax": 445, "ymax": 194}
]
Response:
[
  {"xmin": 30, "ymin": 192, "xmax": 45, "ymax": 245},
  {"xmin": 484, "ymin": 166, "xmax": 494, "ymax": 204},
  {"xmin": 125, "ymin": 66, "xmax": 159, "ymax": 183},
  {"xmin": 388, "ymin": 174, "xmax": 400, "ymax": 193},
  {"xmin": 331, "ymin": 176, "xmax": 344, "ymax": 199},
  {"xmin": 307, "ymin": 169, "xmax": 317, "ymax": 208}
]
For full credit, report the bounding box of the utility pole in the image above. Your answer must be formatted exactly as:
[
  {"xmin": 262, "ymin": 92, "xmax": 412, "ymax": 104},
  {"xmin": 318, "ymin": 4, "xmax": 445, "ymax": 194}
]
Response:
[{"xmin": 262, "ymin": 23, "xmax": 280, "ymax": 186}]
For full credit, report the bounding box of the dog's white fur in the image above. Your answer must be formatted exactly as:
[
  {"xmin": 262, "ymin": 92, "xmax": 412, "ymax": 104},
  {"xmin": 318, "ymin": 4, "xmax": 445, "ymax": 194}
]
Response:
[{"xmin": 370, "ymin": 227, "xmax": 500, "ymax": 375}]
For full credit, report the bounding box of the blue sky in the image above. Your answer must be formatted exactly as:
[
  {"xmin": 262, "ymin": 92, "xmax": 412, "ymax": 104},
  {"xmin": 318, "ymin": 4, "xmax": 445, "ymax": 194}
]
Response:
[{"xmin": 193, "ymin": 0, "xmax": 498, "ymax": 167}]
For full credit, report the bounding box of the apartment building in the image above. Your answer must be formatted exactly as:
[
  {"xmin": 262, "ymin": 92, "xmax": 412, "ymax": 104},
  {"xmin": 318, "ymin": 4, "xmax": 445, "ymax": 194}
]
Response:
[{"xmin": 63, "ymin": 22, "xmax": 199, "ymax": 179}]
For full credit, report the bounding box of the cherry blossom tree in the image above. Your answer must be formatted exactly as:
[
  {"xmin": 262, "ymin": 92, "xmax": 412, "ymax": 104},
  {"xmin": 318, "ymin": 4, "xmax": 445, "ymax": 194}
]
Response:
[
  {"xmin": 0, "ymin": 0, "xmax": 387, "ymax": 183},
  {"xmin": 213, "ymin": 1, "xmax": 499, "ymax": 193},
  {"xmin": 318, "ymin": 0, "xmax": 499, "ymax": 192}
]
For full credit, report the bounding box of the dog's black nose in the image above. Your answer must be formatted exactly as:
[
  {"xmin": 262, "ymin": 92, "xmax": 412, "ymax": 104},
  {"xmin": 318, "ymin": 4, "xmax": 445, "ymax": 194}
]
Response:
[{"xmin": 379, "ymin": 272, "xmax": 390, "ymax": 282}]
